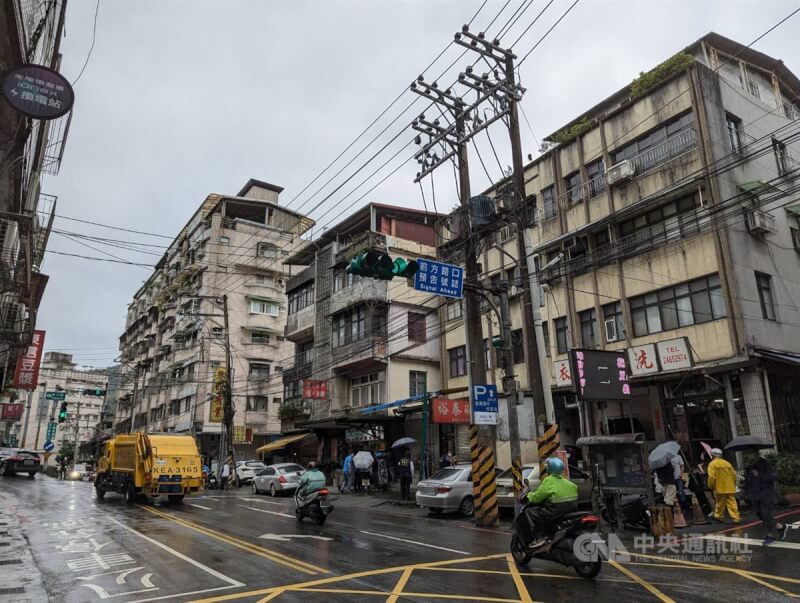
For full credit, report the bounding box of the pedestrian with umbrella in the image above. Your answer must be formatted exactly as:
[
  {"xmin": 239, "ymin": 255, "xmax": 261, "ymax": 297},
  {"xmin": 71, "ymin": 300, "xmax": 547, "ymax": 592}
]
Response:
[
  {"xmin": 727, "ymin": 436, "xmax": 788, "ymax": 544},
  {"xmin": 352, "ymin": 449, "xmax": 374, "ymax": 493},
  {"xmin": 707, "ymin": 448, "xmax": 740, "ymax": 523}
]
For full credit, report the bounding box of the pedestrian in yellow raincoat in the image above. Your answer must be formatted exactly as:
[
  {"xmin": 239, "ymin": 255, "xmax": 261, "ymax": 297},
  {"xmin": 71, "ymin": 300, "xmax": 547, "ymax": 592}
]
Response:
[{"xmin": 707, "ymin": 448, "xmax": 740, "ymax": 523}]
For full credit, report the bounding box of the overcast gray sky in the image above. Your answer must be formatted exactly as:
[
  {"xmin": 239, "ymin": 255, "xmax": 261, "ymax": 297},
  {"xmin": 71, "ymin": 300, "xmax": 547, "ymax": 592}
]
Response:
[{"xmin": 38, "ymin": 0, "xmax": 800, "ymax": 367}]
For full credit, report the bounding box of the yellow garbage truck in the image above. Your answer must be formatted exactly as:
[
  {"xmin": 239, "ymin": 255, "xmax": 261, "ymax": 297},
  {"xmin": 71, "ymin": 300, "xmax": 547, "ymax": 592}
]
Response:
[{"xmin": 94, "ymin": 433, "xmax": 203, "ymax": 504}]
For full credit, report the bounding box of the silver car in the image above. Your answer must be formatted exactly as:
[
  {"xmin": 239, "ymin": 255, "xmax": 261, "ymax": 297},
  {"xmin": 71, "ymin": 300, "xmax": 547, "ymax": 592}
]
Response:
[
  {"xmin": 496, "ymin": 464, "xmax": 593, "ymax": 508},
  {"xmin": 252, "ymin": 463, "xmax": 305, "ymax": 496},
  {"xmin": 415, "ymin": 464, "xmax": 474, "ymax": 516}
]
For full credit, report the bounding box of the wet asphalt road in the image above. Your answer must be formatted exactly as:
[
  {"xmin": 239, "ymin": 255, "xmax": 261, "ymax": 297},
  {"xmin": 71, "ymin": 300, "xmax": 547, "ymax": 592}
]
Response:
[{"xmin": 1, "ymin": 475, "xmax": 799, "ymax": 602}]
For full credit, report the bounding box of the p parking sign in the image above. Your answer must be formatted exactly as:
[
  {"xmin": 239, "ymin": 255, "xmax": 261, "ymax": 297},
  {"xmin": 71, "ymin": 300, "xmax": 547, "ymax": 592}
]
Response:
[{"xmin": 472, "ymin": 384, "xmax": 498, "ymax": 425}]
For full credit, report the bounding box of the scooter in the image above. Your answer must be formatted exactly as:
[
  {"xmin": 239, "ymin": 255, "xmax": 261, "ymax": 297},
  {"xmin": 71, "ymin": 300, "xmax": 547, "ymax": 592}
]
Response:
[
  {"xmin": 510, "ymin": 491, "xmax": 603, "ymax": 579},
  {"xmin": 294, "ymin": 487, "xmax": 334, "ymax": 526},
  {"xmin": 206, "ymin": 472, "xmax": 218, "ymax": 490}
]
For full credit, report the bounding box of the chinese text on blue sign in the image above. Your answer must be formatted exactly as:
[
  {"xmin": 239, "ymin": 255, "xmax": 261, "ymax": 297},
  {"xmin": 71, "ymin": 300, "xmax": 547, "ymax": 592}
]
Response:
[
  {"xmin": 413, "ymin": 258, "xmax": 464, "ymax": 299},
  {"xmin": 472, "ymin": 384, "xmax": 499, "ymax": 425}
]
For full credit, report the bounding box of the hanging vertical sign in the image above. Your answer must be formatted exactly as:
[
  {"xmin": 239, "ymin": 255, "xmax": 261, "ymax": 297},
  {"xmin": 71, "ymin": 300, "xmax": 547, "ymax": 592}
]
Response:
[
  {"xmin": 208, "ymin": 367, "xmax": 227, "ymax": 422},
  {"xmin": 13, "ymin": 330, "xmax": 45, "ymax": 390}
]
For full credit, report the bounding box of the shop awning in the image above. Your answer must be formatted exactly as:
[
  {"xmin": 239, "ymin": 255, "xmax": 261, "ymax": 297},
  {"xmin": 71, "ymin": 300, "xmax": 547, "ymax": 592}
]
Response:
[
  {"xmin": 241, "ymin": 325, "xmax": 282, "ymax": 335},
  {"xmin": 785, "ymin": 202, "xmax": 800, "ymax": 216},
  {"xmin": 358, "ymin": 393, "xmax": 431, "ymax": 415},
  {"xmin": 256, "ymin": 432, "xmax": 313, "ymax": 453}
]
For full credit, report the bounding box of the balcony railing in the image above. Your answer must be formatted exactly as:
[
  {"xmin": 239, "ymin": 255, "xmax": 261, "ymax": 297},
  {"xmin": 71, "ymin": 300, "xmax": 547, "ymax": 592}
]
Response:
[
  {"xmin": 632, "ymin": 128, "xmax": 697, "ymax": 174},
  {"xmin": 332, "ymin": 335, "xmax": 388, "ymax": 370}
]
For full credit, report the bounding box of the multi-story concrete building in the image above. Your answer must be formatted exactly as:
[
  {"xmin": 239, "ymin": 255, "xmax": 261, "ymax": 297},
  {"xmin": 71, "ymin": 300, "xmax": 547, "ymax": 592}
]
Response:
[
  {"xmin": 276, "ymin": 204, "xmax": 443, "ymax": 465},
  {"xmin": 115, "ymin": 180, "xmax": 313, "ymax": 462},
  {"xmin": 17, "ymin": 352, "xmax": 107, "ymax": 456},
  {"xmin": 0, "ymin": 2, "xmax": 70, "ymax": 434},
  {"xmin": 439, "ymin": 32, "xmax": 800, "ymax": 466}
]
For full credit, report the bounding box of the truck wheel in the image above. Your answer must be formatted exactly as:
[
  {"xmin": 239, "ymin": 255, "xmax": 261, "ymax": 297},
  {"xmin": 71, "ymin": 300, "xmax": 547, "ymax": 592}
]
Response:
[
  {"xmin": 168, "ymin": 495, "xmax": 184, "ymax": 504},
  {"xmin": 95, "ymin": 485, "xmax": 106, "ymax": 500},
  {"xmin": 124, "ymin": 482, "xmax": 136, "ymax": 504}
]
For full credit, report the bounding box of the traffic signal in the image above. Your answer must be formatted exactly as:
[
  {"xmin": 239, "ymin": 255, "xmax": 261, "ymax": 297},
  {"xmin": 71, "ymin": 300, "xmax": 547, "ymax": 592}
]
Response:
[
  {"xmin": 83, "ymin": 388, "xmax": 106, "ymax": 396},
  {"xmin": 345, "ymin": 252, "xmax": 418, "ymax": 280},
  {"xmin": 57, "ymin": 402, "xmax": 68, "ymax": 423}
]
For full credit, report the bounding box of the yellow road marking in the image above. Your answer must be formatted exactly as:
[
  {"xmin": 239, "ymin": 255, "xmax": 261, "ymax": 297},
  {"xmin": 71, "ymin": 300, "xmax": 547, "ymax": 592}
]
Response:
[
  {"xmin": 191, "ymin": 553, "xmax": 508, "ymax": 603},
  {"xmin": 386, "ymin": 567, "xmax": 413, "ymax": 603},
  {"xmin": 402, "ymin": 593, "xmax": 523, "ymax": 602},
  {"xmin": 732, "ymin": 569, "xmax": 800, "ymax": 598},
  {"xmin": 627, "ymin": 551, "xmax": 800, "ymax": 585},
  {"xmin": 137, "ymin": 504, "xmax": 326, "ymax": 575},
  {"xmin": 506, "ymin": 554, "xmax": 533, "ymax": 603},
  {"xmin": 608, "ymin": 560, "xmax": 675, "ymax": 603},
  {"xmin": 298, "ymin": 588, "xmax": 391, "ymax": 595}
]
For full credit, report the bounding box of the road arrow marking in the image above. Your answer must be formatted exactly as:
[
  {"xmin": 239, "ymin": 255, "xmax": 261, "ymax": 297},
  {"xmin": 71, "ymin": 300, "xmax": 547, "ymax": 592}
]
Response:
[{"xmin": 259, "ymin": 534, "xmax": 333, "ymax": 542}]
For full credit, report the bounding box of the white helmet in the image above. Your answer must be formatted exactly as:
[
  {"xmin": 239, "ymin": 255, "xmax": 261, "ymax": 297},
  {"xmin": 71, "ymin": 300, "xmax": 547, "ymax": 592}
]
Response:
[{"xmin": 710, "ymin": 448, "xmax": 723, "ymax": 457}]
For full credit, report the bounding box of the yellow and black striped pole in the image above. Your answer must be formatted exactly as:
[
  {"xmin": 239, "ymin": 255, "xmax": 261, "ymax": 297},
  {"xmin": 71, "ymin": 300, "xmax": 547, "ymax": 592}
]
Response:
[
  {"xmin": 537, "ymin": 423, "xmax": 560, "ymax": 473},
  {"xmin": 470, "ymin": 425, "xmax": 499, "ymax": 527}
]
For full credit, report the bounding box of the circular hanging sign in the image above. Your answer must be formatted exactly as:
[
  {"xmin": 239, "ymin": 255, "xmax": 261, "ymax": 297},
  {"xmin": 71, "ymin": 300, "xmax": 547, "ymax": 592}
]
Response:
[{"xmin": 2, "ymin": 64, "xmax": 74, "ymax": 120}]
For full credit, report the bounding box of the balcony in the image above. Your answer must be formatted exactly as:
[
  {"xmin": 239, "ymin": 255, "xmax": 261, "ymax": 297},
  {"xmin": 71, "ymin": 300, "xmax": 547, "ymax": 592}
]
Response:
[
  {"xmin": 332, "ymin": 335, "xmax": 387, "ymax": 372},
  {"xmin": 283, "ymin": 362, "xmax": 312, "ymax": 384},
  {"xmin": 286, "ymin": 304, "xmax": 315, "ymax": 341},
  {"xmin": 331, "ymin": 279, "xmax": 387, "ymax": 310},
  {"xmin": 334, "ymin": 231, "xmax": 386, "ymax": 266}
]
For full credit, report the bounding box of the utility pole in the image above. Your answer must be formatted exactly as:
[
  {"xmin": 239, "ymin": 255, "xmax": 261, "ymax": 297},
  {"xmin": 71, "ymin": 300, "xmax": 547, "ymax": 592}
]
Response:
[
  {"xmin": 222, "ymin": 294, "xmax": 236, "ymax": 490},
  {"xmin": 72, "ymin": 397, "xmax": 81, "ymax": 466},
  {"xmin": 33, "ymin": 383, "xmax": 46, "ymax": 450},
  {"xmin": 503, "ymin": 52, "xmax": 553, "ymax": 433},
  {"xmin": 19, "ymin": 389, "xmax": 34, "ymax": 448},
  {"xmin": 495, "ymin": 284, "xmax": 523, "ymax": 509}
]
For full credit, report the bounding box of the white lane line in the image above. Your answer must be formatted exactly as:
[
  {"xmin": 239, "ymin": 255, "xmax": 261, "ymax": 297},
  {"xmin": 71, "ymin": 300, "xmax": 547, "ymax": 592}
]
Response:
[
  {"xmin": 240, "ymin": 497, "xmax": 286, "ymax": 506},
  {"xmin": 107, "ymin": 517, "xmax": 244, "ymax": 587},
  {"xmin": 359, "ymin": 530, "xmax": 471, "ymax": 555},
  {"xmin": 187, "ymin": 503, "xmax": 212, "ymax": 510},
  {"xmin": 240, "ymin": 505, "xmax": 295, "ymax": 519},
  {"xmin": 702, "ymin": 534, "xmax": 800, "ymax": 550}
]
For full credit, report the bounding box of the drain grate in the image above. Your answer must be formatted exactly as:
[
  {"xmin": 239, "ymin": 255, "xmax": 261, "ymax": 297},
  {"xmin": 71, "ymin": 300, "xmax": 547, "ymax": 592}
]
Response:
[
  {"xmin": 0, "ymin": 588, "xmax": 25, "ymax": 595},
  {"xmin": 0, "ymin": 559, "xmax": 23, "ymax": 565}
]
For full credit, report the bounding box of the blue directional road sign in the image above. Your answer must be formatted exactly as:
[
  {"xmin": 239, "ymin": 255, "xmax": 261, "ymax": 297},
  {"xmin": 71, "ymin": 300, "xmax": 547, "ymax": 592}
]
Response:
[
  {"xmin": 413, "ymin": 258, "xmax": 464, "ymax": 299},
  {"xmin": 472, "ymin": 384, "xmax": 499, "ymax": 425},
  {"xmin": 43, "ymin": 441, "xmax": 55, "ymax": 452}
]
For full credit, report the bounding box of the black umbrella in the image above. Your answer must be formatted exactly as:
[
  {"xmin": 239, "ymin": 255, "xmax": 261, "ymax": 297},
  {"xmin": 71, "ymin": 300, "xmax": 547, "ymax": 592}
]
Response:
[{"xmin": 724, "ymin": 435, "xmax": 774, "ymax": 452}]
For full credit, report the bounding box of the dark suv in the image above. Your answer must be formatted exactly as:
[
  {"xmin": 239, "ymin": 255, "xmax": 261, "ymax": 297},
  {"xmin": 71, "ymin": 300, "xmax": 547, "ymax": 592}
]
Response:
[{"xmin": 0, "ymin": 448, "xmax": 42, "ymax": 478}]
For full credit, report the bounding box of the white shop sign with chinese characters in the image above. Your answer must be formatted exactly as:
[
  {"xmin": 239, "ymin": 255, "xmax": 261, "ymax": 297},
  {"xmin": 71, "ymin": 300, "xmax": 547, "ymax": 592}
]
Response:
[
  {"xmin": 657, "ymin": 337, "xmax": 693, "ymax": 371},
  {"xmin": 628, "ymin": 338, "xmax": 693, "ymax": 376},
  {"xmin": 627, "ymin": 344, "xmax": 659, "ymax": 376},
  {"xmin": 553, "ymin": 359, "xmax": 573, "ymax": 386}
]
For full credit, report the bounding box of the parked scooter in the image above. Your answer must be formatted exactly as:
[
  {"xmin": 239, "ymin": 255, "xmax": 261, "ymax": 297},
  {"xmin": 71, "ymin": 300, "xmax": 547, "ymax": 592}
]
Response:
[
  {"xmin": 510, "ymin": 488, "xmax": 603, "ymax": 579},
  {"xmin": 294, "ymin": 487, "xmax": 334, "ymax": 526},
  {"xmin": 206, "ymin": 472, "xmax": 218, "ymax": 490}
]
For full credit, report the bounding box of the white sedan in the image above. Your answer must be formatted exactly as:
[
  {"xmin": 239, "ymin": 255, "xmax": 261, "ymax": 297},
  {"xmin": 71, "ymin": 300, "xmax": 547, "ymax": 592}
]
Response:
[{"xmin": 235, "ymin": 460, "xmax": 266, "ymax": 485}]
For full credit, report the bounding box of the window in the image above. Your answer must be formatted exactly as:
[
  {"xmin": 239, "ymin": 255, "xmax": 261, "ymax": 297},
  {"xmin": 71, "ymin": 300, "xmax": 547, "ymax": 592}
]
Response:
[
  {"xmin": 249, "ymin": 300, "xmax": 279, "ymax": 316},
  {"xmin": 774, "ymin": 139, "xmax": 789, "ymax": 176},
  {"xmin": 565, "ymin": 172, "xmax": 582, "ymax": 204},
  {"xmin": 297, "ymin": 340, "xmax": 313, "ymax": 365},
  {"xmin": 612, "ymin": 112, "xmax": 695, "ymax": 170},
  {"xmin": 726, "ymin": 113, "xmax": 743, "ymax": 154},
  {"xmin": 288, "ymin": 283, "xmax": 314, "ymax": 315},
  {"xmin": 249, "ymin": 362, "xmax": 271, "ymax": 379},
  {"xmin": 602, "ymin": 301, "xmax": 624, "ymax": 342},
  {"xmin": 783, "ymin": 101, "xmax": 796, "ymax": 120},
  {"xmin": 332, "ymin": 306, "xmax": 367, "ymax": 347},
  {"xmin": 542, "ymin": 186, "xmax": 556, "ymax": 219},
  {"xmin": 251, "ymin": 331, "xmax": 270, "ymax": 344},
  {"xmin": 483, "ymin": 338, "xmax": 494, "ymax": 369},
  {"xmin": 273, "ymin": 397, "xmax": 281, "ymax": 406},
  {"xmin": 257, "ymin": 243, "xmax": 279, "ymax": 258},
  {"xmin": 618, "ymin": 194, "xmax": 705, "ymax": 248},
  {"xmin": 523, "ymin": 194, "xmax": 537, "ymax": 226},
  {"xmin": 579, "ymin": 309, "xmax": 598, "ymax": 348},
  {"xmin": 184, "ymin": 397, "xmax": 192, "ymax": 413},
  {"xmin": 449, "ymin": 345, "xmax": 467, "ymax": 377},
  {"xmin": 585, "ymin": 160, "xmax": 606, "ymax": 197},
  {"xmin": 756, "ymin": 272, "xmax": 776, "ymax": 321},
  {"xmin": 541, "ymin": 321, "xmax": 551, "ymax": 357},
  {"xmin": 333, "ymin": 268, "xmax": 355, "ymax": 292},
  {"xmin": 630, "ymin": 274, "xmax": 726, "ymax": 336},
  {"xmin": 246, "ymin": 396, "xmax": 269, "ymax": 411},
  {"xmin": 446, "ymin": 300, "xmax": 463, "ymax": 321},
  {"xmin": 349, "ymin": 372, "xmax": 385, "ymax": 407},
  {"xmin": 284, "ymin": 380, "xmax": 301, "ymax": 399},
  {"xmin": 511, "ymin": 329, "xmax": 525, "ymax": 364},
  {"xmin": 408, "ymin": 312, "xmax": 427, "ymax": 342},
  {"xmin": 747, "ymin": 79, "xmax": 760, "ymax": 99},
  {"xmin": 211, "ymin": 326, "xmax": 224, "ymax": 337},
  {"xmin": 409, "ymin": 371, "xmax": 427, "ymax": 396},
  {"xmin": 554, "ymin": 317, "xmax": 569, "ymax": 354},
  {"xmin": 220, "ymin": 235, "xmax": 230, "ymax": 245}
]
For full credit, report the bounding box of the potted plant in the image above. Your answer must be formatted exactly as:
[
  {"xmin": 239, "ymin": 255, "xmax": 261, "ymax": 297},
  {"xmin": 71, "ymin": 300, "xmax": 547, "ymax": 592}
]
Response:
[{"xmin": 766, "ymin": 452, "xmax": 800, "ymax": 506}]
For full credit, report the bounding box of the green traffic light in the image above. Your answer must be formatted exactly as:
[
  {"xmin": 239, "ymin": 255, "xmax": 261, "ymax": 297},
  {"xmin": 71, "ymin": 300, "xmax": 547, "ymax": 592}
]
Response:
[
  {"xmin": 392, "ymin": 258, "xmax": 419, "ymax": 278},
  {"xmin": 57, "ymin": 402, "xmax": 68, "ymax": 423},
  {"xmin": 346, "ymin": 252, "xmax": 418, "ymax": 280}
]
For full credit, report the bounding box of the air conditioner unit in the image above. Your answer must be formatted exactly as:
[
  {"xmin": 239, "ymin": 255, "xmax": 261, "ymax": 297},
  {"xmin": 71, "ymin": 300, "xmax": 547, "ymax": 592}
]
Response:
[
  {"xmin": 604, "ymin": 318, "xmax": 618, "ymax": 343},
  {"xmin": 605, "ymin": 160, "xmax": 635, "ymax": 186},
  {"xmin": 745, "ymin": 210, "xmax": 776, "ymax": 235}
]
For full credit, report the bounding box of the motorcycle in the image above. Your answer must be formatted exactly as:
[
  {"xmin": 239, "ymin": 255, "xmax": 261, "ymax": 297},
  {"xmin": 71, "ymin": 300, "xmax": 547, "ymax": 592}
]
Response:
[
  {"xmin": 206, "ymin": 472, "xmax": 218, "ymax": 490},
  {"xmin": 592, "ymin": 476, "xmax": 651, "ymax": 531},
  {"xmin": 294, "ymin": 487, "xmax": 334, "ymax": 526},
  {"xmin": 510, "ymin": 492, "xmax": 603, "ymax": 579}
]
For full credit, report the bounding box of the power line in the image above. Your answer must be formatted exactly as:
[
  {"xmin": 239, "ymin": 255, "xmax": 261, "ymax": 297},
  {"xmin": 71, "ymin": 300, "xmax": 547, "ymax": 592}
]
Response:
[{"xmin": 71, "ymin": 0, "xmax": 101, "ymax": 86}]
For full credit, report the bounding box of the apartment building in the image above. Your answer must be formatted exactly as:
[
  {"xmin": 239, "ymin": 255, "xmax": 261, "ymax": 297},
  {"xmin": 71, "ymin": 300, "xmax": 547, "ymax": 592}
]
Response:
[
  {"xmin": 439, "ymin": 32, "xmax": 800, "ymax": 466},
  {"xmin": 115, "ymin": 180, "xmax": 314, "ymax": 462},
  {"xmin": 15, "ymin": 352, "xmax": 107, "ymax": 456},
  {"xmin": 277, "ymin": 204, "xmax": 442, "ymax": 464},
  {"xmin": 0, "ymin": 3, "xmax": 69, "ymax": 420}
]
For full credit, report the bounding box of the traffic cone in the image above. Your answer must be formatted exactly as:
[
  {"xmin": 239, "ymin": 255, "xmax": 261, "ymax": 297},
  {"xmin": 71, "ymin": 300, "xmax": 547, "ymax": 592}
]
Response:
[
  {"xmin": 673, "ymin": 504, "xmax": 688, "ymax": 528},
  {"xmin": 691, "ymin": 493, "xmax": 710, "ymax": 525}
]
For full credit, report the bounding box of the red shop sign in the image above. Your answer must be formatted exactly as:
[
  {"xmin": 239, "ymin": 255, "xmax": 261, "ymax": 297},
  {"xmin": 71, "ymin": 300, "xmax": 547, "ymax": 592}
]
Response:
[
  {"xmin": 431, "ymin": 398, "xmax": 470, "ymax": 424},
  {"xmin": 13, "ymin": 330, "xmax": 45, "ymax": 390},
  {"xmin": 303, "ymin": 379, "xmax": 328, "ymax": 400}
]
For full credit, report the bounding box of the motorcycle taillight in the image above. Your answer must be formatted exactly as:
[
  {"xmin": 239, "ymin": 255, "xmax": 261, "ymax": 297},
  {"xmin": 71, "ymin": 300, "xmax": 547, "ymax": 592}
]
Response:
[
  {"xmin": 580, "ymin": 515, "xmax": 599, "ymax": 524},
  {"xmin": 319, "ymin": 489, "xmax": 328, "ymax": 496}
]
